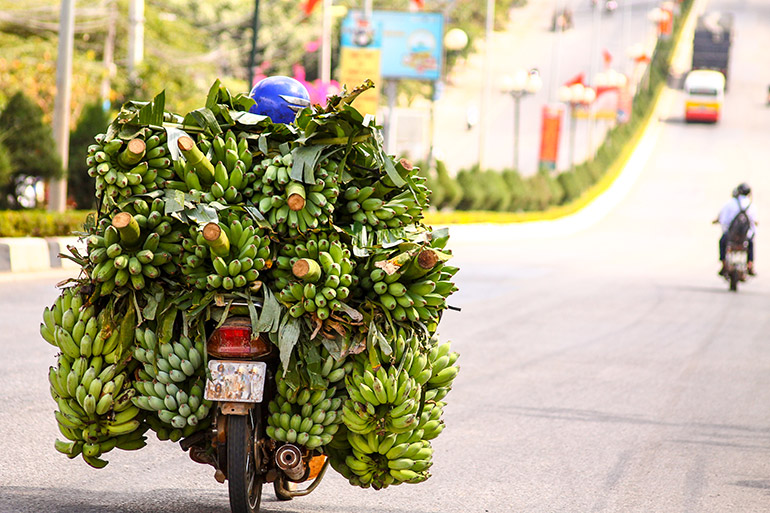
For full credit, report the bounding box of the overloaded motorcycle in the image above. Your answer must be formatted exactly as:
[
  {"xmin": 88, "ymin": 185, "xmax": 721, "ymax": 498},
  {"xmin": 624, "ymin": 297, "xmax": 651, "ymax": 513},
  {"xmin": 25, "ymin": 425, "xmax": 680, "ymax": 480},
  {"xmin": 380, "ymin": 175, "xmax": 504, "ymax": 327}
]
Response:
[{"xmin": 180, "ymin": 297, "xmax": 328, "ymax": 513}]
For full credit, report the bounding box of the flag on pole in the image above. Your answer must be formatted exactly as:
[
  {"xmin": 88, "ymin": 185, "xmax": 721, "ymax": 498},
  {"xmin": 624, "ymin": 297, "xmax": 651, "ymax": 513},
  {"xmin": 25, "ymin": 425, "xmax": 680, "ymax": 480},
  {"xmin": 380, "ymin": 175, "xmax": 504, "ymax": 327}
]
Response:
[
  {"xmin": 602, "ymin": 49, "xmax": 612, "ymax": 69},
  {"xmin": 303, "ymin": 0, "xmax": 321, "ymax": 15},
  {"xmin": 564, "ymin": 73, "xmax": 585, "ymax": 87}
]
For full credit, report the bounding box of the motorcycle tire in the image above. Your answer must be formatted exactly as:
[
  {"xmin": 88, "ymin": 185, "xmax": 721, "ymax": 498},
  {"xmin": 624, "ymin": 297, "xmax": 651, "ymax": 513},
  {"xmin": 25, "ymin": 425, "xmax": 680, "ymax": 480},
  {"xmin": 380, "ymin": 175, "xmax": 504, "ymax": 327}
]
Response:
[
  {"xmin": 729, "ymin": 272, "xmax": 738, "ymax": 292},
  {"xmin": 227, "ymin": 408, "xmax": 264, "ymax": 513}
]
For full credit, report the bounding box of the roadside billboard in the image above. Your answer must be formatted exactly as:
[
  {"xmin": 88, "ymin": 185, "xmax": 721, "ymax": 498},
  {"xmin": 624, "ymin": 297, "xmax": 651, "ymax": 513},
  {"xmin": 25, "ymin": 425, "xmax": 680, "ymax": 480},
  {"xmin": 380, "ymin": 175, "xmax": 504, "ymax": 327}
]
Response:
[
  {"xmin": 341, "ymin": 10, "xmax": 444, "ymax": 81},
  {"xmin": 339, "ymin": 12, "xmax": 382, "ymax": 115}
]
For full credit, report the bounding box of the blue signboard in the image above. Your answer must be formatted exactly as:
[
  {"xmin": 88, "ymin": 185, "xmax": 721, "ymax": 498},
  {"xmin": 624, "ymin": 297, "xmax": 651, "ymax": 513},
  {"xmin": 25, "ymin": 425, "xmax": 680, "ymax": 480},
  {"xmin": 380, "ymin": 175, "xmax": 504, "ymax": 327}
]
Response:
[{"xmin": 341, "ymin": 10, "xmax": 444, "ymax": 81}]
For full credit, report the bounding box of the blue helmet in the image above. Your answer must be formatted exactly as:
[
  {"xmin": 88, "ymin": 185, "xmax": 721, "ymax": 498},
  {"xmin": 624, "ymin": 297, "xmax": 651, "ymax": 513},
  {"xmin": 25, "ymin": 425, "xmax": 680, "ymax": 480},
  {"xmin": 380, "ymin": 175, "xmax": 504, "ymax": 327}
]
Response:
[{"xmin": 248, "ymin": 76, "xmax": 311, "ymax": 124}]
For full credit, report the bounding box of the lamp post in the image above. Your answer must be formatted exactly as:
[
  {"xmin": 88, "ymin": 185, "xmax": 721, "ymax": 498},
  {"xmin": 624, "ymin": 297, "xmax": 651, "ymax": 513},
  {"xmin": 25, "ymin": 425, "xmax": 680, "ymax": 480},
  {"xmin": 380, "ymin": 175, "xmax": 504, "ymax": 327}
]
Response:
[
  {"xmin": 558, "ymin": 83, "xmax": 596, "ymax": 171},
  {"xmin": 432, "ymin": 27, "xmax": 469, "ymax": 165},
  {"xmin": 595, "ymin": 69, "xmax": 629, "ymax": 92},
  {"xmin": 592, "ymin": 69, "xmax": 628, "ymax": 147},
  {"xmin": 502, "ymin": 68, "xmax": 542, "ymax": 171}
]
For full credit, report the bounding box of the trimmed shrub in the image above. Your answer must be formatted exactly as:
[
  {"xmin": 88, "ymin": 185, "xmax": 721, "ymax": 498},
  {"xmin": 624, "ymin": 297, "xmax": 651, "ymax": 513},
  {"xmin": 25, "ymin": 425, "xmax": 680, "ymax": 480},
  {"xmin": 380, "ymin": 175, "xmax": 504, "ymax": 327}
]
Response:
[
  {"xmin": 0, "ymin": 209, "xmax": 92, "ymax": 237},
  {"xmin": 557, "ymin": 171, "xmax": 582, "ymax": 203},
  {"xmin": 481, "ymin": 170, "xmax": 511, "ymax": 211},
  {"xmin": 501, "ymin": 169, "xmax": 531, "ymax": 212},
  {"xmin": 435, "ymin": 160, "xmax": 462, "ymax": 210},
  {"xmin": 455, "ymin": 165, "xmax": 486, "ymax": 211}
]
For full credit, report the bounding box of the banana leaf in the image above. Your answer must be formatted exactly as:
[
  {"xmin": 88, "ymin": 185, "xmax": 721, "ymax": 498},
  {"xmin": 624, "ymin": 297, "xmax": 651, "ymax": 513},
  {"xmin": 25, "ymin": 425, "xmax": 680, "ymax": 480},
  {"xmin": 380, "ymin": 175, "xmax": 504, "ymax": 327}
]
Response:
[
  {"xmin": 256, "ymin": 286, "xmax": 282, "ymax": 334},
  {"xmin": 276, "ymin": 314, "xmax": 302, "ymax": 372},
  {"xmin": 290, "ymin": 145, "xmax": 324, "ymax": 184},
  {"xmin": 183, "ymin": 108, "xmax": 222, "ymax": 138},
  {"xmin": 106, "ymin": 90, "xmax": 167, "ymax": 141},
  {"xmin": 298, "ymin": 341, "xmax": 326, "ymax": 390}
]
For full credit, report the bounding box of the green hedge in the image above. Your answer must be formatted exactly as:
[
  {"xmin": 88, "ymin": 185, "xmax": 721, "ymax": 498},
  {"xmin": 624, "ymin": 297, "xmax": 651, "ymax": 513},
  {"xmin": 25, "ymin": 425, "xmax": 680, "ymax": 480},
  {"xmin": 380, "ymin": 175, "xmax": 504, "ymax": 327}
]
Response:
[{"xmin": 0, "ymin": 210, "xmax": 92, "ymax": 237}]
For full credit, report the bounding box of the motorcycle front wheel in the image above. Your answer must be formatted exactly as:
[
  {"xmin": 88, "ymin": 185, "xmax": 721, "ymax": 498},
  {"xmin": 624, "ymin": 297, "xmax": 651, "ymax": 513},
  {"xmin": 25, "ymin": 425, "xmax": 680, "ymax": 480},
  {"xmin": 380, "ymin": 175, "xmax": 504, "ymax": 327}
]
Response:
[
  {"xmin": 729, "ymin": 272, "xmax": 739, "ymax": 292},
  {"xmin": 227, "ymin": 408, "xmax": 263, "ymax": 513}
]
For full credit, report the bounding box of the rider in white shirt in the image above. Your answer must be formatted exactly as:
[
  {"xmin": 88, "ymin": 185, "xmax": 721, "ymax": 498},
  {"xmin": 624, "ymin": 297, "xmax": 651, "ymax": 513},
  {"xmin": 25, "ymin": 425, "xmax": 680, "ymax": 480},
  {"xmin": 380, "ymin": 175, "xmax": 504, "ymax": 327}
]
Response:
[{"xmin": 714, "ymin": 182, "xmax": 758, "ymax": 276}]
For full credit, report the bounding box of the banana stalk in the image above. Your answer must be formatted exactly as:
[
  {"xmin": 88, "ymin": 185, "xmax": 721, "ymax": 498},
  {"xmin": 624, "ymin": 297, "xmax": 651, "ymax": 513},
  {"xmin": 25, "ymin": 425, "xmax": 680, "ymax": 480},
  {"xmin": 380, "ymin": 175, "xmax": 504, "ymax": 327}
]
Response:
[
  {"xmin": 202, "ymin": 223, "xmax": 230, "ymax": 258},
  {"xmin": 292, "ymin": 258, "xmax": 321, "ymax": 283},
  {"xmin": 112, "ymin": 213, "xmax": 141, "ymax": 246},
  {"xmin": 286, "ymin": 182, "xmax": 306, "ymax": 211},
  {"xmin": 177, "ymin": 136, "xmax": 215, "ymax": 185},
  {"xmin": 117, "ymin": 138, "xmax": 145, "ymax": 168}
]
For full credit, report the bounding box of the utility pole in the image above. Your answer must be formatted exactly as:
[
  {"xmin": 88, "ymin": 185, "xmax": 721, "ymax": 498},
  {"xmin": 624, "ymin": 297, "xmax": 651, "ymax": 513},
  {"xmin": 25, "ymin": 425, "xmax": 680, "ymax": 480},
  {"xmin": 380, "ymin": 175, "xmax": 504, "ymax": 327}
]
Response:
[
  {"xmin": 623, "ymin": 0, "xmax": 633, "ymax": 76},
  {"xmin": 49, "ymin": 0, "xmax": 75, "ymax": 213},
  {"xmin": 101, "ymin": 0, "xmax": 117, "ymax": 108},
  {"xmin": 320, "ymin": 0, "xmax": 332, "ymax": 84},
  {"xmin": 247, "ymin": 0, "xmax": 260, "ymax": 85},
  {"xmin": 587, "ymin": 0, "xmax": 603, "ymax": 159},
  {"xmin": 478, "ymin": 0, "xmax": 494, "ymax": 169},
  {"xmin": 127, "ymin": 0, "xmax": 144, "ymax": 82}
]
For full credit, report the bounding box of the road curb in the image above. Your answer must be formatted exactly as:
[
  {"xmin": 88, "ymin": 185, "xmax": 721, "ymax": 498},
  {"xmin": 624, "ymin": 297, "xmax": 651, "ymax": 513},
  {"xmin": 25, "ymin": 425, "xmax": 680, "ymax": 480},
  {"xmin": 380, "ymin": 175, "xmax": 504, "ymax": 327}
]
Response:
[{"xmin": 0, "ymin": 236, "xmax": 85, "ymax": 273}]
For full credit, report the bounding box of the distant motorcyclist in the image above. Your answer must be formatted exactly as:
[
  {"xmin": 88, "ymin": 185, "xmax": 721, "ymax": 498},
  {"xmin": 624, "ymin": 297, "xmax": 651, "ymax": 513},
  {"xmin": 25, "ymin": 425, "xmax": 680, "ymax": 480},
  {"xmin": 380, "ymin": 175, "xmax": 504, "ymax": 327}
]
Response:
[{"xmin": 713, "ymin": 182, "xmax": 758, "ymax": 276}]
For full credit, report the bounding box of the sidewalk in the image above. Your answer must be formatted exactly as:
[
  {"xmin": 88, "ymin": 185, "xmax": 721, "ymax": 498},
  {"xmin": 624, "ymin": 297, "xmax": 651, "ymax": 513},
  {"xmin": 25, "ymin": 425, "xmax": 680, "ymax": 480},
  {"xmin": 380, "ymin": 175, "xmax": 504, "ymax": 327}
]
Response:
[{"xmin": 0, "ymin": 236, "xmax": 84, "ymax": 273}]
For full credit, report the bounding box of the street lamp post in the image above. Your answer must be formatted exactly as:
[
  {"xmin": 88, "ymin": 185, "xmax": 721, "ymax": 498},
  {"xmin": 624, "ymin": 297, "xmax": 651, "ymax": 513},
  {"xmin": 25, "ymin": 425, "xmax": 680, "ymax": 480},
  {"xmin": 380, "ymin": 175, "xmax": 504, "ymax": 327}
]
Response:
[
  {"xmin": 558, "ymin": 83, "xmax": 596, "ymax": 171},
  {"xmin": 502, "ymin": 69, "xmax": 542, "ymax": 171},
  {"xmin": 591, "ymin": 69, "xmax": 629, "ymax": 149}
]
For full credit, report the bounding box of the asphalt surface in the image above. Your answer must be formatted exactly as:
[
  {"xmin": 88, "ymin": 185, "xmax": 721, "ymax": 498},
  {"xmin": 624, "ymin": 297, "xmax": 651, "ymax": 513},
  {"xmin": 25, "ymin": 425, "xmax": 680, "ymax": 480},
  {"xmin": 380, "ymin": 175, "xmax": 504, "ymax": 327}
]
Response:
[{"xmin": 2, "ymin": 0, "xmax": 770, "ymax": 512}]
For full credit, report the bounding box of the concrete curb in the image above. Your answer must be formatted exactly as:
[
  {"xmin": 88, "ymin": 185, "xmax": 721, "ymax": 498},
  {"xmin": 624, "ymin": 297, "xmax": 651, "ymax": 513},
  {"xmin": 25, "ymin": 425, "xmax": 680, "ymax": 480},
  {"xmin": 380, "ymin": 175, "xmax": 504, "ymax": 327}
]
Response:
[{"xmin": 0, "ymin": 236, "xmax": 86, "ymax": 273}]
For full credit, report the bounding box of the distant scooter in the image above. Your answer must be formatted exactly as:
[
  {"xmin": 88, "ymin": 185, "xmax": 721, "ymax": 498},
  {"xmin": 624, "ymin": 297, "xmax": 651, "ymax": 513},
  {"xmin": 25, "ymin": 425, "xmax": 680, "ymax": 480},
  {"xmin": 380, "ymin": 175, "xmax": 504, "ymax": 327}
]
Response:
[{"xmin": 722, "ymin": 239, "xmax": 750, "ymax": 292}]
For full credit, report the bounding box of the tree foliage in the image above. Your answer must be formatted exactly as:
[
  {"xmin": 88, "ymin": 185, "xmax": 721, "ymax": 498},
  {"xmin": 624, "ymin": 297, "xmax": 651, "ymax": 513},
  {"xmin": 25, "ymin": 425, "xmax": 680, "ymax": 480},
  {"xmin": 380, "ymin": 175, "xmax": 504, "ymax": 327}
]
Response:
[
  {"xmin": 0, "ymin": 91, "xmax": 62, "ymax": 208},
  {"xmin": 68, "ymin": 102, "xmax": 111, "ymax": 209}
]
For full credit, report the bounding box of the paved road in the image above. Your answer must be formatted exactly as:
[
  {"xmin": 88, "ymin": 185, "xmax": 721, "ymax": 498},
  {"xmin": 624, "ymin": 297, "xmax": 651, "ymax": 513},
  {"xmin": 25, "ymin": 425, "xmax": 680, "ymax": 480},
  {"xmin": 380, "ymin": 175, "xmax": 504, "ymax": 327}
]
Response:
[{"xmin": 2, "ymin": 0, "xmax": 770, "ymax": 511}]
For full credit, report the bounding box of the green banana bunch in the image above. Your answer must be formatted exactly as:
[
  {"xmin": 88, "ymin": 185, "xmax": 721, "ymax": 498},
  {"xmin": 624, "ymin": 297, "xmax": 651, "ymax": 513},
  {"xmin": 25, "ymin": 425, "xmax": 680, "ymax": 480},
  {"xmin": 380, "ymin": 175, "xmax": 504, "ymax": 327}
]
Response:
[
  {"xmin": 274, "ymin": 234, "xmax": 357, "ymax": 321},
  {"xmin": 46, "ymin": 291, "xmax": 136, "ymax": 385},
  {"xmin": 265, "ymin": 350, "xmax": 349, "ymax": 450},
  {"xmin": 40, "ymin": 286, "xmax": 94, "ymax": 354},
  {"xmin": 337, "ymin": 157, "xmax": 427, "ymax": 230},
  {"xmin": 355, "ymin": 240, "xmax": 457, "ymax": 330},
  {"xmin": 417, "ymin": 334, "xmax": 460, "ymax": 410},
  {"xmin": 251, "ymin": 153, "xmax": 340, "ymax": 237},
  {"xmin": 170, "ymin": 130, "xmax": 255, "ymax": 205},
  {"xmin": 86, "ymin": 128, "xmax": 171, "ymax": 206},
  {"xmin": 341, "ymin": 341, "xmax": 424, "ymax": 438},
  {"xmin": 179, "ymin": 211, "xmax": 270, "ymax": 291},
  {"xmin": 323, "ymin": 425, "xmax": 370, "ymax": 488},
  {"xmin": 143, "ymin": 410, "xmax": 210, "ymax": 443},
  {"xmin": 339, "ymin": 428, "xmax": 432, "ymax": 489},
  {"xmin": 87, "ymin": 204, "xmax": 182, "ymax": 294},
  {"xmin": 425, "ymin": 338, "xmax": 460, "ymax": 388},
  {"xmin": 48, "ymin": 292, "xmax": 146, "ymax": 468},
  {"xmin": 339, "ymin": 184, "xmax": 387, "ymax": 229},
  {"xmin": 131, "ymin": 328, "xmax": 212, "ymax": 433},
  {"xmin": 265, "ymin": 387, "xmax": 342, "ymax": 450}
]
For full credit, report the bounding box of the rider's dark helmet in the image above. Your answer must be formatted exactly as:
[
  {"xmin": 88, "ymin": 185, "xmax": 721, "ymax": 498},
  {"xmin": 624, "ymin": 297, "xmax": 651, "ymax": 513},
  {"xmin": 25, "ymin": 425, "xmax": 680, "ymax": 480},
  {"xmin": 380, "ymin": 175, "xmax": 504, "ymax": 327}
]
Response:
[
  {"xmin": 734, "ymin": 183, "xmax": 752, "ymax": 197},
  {"xmin": 248, "ymin": 76, "xmax": 311, "ymax": 124}
]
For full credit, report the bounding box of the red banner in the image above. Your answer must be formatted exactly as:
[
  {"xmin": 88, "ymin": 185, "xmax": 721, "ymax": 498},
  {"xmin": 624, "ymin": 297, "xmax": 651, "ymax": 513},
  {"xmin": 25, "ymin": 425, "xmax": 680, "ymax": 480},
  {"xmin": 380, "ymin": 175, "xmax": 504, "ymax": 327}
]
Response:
[{"xmin": 539, "ymin": 105, "xmax": 563, "ymax": 170}]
